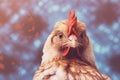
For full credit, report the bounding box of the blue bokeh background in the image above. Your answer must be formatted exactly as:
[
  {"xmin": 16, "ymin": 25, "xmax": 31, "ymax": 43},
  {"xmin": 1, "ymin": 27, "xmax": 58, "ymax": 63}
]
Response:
[{"xmin": 0, "ymin": 0, "xmax": 120, "ymax": 80}]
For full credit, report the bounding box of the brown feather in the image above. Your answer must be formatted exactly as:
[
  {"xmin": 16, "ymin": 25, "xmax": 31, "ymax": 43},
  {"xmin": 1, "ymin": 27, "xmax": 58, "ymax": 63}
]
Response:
[{"xmin": 33, "ymin": 58, "xmax": 110, "ymax": 80}]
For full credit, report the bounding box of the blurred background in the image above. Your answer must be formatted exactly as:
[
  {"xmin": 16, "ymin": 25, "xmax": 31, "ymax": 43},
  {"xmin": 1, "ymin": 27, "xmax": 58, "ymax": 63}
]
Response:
[{"xmin": 0, "ymin": 0, "xmax": 120, "ymax": 80}]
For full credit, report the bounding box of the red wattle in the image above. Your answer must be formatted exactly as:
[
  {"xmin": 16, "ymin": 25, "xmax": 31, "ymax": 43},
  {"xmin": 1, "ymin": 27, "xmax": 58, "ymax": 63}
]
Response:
[{"xmin": 62, "ymin": 47, "xmax": 70, "ymax": 56}]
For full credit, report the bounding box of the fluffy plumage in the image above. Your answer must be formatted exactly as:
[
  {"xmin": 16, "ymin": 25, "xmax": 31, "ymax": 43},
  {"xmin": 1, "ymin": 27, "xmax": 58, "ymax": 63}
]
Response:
[
  {"xmin": 33, "ymin": 11, "xmax": 110, "ymax": 80},
  {"xmin": 33, "ymin": 59, "xmax": 110, "ymax": 80}
]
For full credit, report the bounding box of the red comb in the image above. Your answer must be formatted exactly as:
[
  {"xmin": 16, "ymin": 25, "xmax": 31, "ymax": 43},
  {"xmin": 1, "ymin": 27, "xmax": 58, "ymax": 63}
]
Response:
[{"xmin": 67, "ymin": 10, "xmax": 78, "ymax": 37}]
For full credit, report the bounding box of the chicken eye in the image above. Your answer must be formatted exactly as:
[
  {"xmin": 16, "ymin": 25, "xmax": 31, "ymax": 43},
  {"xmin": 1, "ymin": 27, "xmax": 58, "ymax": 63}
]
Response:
[
  {"xmin": 51, "ymin": 32, "xmax": 64, "ymax": 43},
  {"xmin": 79, "ymin": 32, "xmax": 85, "ymax": 39},
  {"xmin": 58, "ymin": 33, "xmax": 63, "ymax": 39},
  {"xmin": 80, "ymin": 33, "xmax": 84, "ymax": 39}
]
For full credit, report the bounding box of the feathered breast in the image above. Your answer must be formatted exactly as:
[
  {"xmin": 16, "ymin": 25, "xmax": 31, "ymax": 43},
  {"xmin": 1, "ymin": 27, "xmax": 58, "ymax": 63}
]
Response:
[{"xmin": 33, "ymin": 59, "xmax": 110, "ymax": 80}]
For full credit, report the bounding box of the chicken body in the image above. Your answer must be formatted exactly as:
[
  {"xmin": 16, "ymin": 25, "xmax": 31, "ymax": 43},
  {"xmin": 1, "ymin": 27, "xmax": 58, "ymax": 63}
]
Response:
[
  {"xmin": 33, "ymin": 11, "xmax": 110, "ymax": 80},
  {"xmin": 33, "ymin": 59, "xmax": 110, "ymax": 80}
]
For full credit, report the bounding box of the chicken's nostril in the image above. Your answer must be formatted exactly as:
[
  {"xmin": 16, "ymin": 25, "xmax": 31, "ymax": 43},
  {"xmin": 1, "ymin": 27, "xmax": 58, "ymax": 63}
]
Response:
[{"xmin": 68, "ymin": 34, "xmax": 77, "ymax": 41}]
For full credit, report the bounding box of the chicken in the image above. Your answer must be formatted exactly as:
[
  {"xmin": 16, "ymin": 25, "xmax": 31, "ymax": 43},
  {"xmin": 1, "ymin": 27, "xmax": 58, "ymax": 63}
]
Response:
[{"xmin": 33, "ymin": 11, "xmax": 111, "ymax": 80}]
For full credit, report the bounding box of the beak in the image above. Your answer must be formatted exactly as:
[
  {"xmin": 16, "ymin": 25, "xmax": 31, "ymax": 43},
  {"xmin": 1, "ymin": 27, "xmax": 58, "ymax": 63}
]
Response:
[
  {"xmin": 62, "ymin": 34, "xmax": 79, "ymax": 57},
  {"xmin": 68, "ymin": 34, "xmax": 78, "ymax": 48}
]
